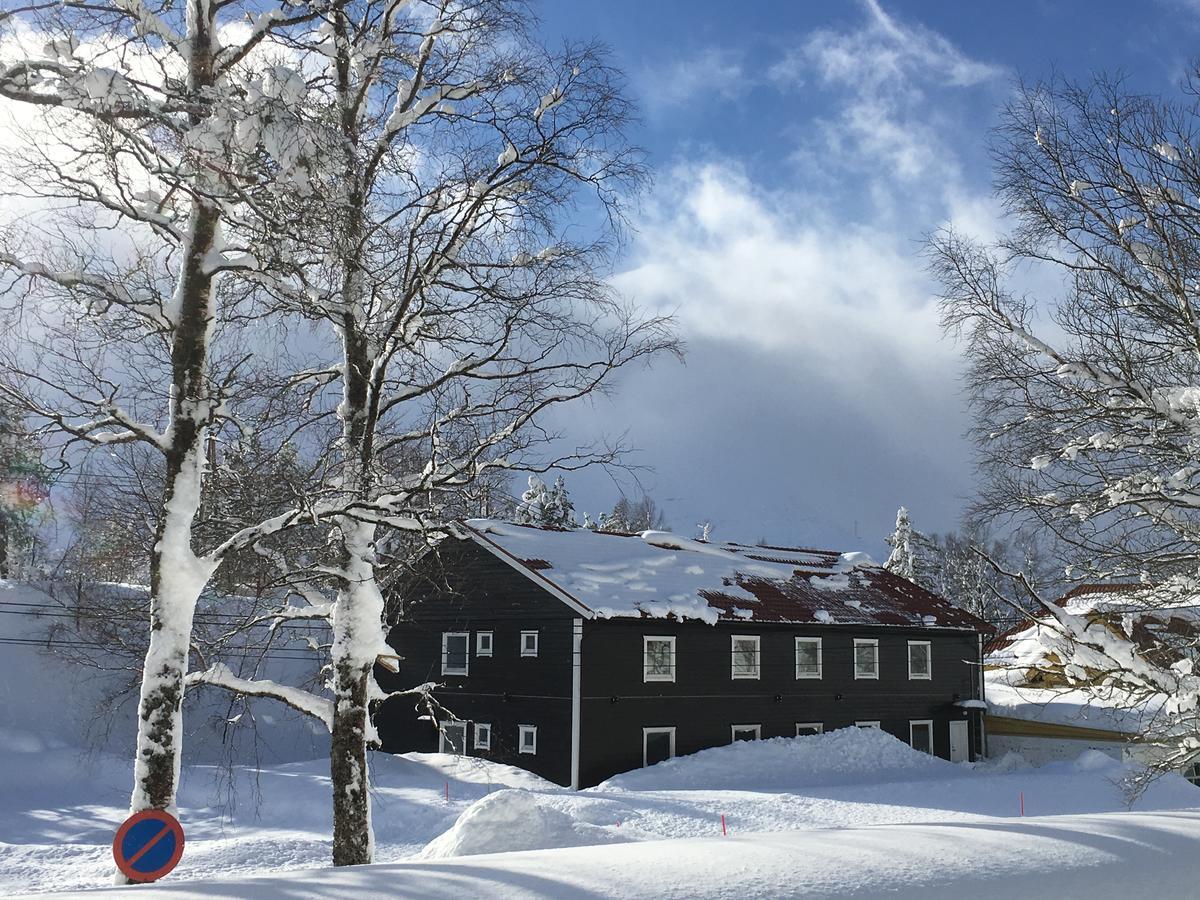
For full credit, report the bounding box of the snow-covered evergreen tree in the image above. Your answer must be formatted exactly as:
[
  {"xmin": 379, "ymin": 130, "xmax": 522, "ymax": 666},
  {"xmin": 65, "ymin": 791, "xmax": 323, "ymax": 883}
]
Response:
[
  {"xmin": 599, "ymin": 495, "xmax": 667, "ymax": 533},
  {"xmin": 515, "ymin": 475, "xmax": 552, "ymax": 526},
  {"xmin": 884, "ymin": 507, "xmax": 920, "ymax": 580},
  {"xmin": 544, "ymin": 476, "xmax": 577, "ymax": 529},
  {"xmin": 515, "ymin": 475, "xmax": 577, "ymax": 528}
]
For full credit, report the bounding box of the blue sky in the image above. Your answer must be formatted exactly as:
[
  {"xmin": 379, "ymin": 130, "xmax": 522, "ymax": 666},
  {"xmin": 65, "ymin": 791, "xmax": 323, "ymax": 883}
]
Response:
[{"xmin": 531, "ymin": 0, "xmax": 1200, "ymax": 555}]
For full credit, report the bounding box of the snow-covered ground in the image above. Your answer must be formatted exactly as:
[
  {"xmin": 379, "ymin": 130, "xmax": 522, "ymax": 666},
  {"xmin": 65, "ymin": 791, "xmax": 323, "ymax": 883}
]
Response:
[{"xmin": 2, "ymin": 727, "xmax": 1200, "ymax": 897}]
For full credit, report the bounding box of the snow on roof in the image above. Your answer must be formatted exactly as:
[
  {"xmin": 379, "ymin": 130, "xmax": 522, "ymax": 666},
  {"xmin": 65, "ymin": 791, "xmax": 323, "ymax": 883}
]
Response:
[
  {"xmin": 983, "ymin": 584, "xmax": 1197, "ymax": 735},
  {"xmin": 459, "ymin": 520, "xmax": 986, "ymax": 630}
]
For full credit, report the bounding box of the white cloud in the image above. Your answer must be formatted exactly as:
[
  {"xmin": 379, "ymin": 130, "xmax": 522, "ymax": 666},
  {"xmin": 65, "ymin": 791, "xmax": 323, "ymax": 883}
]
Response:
[
  {"xmin": 616, "ymin": 161, "xmax": 958, "ymax": 434},
  {"xmin": 770, "ymin": 0, "xmax": 1005, "ymax": 188},
  {"xmin": 773, "ymin": 0, "xmax": 1002, "ymax": 95},
  {"xmin": 596, "ymin": 4, "xmax": 1012, "ymax": 542},
  {"xmin": 636, "ymin": 47, "xmax": 746, "ymax": 114}
]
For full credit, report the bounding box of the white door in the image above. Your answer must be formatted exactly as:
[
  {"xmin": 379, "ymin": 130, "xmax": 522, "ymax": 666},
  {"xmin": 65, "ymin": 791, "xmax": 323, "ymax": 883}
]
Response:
[{"xmin": 949, "ymin": 720, "xmax": 969, "ymax": 762}]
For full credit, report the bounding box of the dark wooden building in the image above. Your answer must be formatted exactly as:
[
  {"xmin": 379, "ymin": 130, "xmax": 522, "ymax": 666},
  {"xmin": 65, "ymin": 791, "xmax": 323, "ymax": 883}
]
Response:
[{"xmin": 375, "ymin": 520, "xmax": 989, "ymax": 788}]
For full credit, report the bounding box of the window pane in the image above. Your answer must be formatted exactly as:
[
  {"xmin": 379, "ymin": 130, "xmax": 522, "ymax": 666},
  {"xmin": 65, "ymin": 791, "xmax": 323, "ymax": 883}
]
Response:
[
  {"xmin": 733, "ymin": 639, "xmax": 758, "ymax": 676},
  {"xmin": 796, "ymin": 641, "xmax": 819, "ymax": 676},
  {"xmin": 646, "ymin": 640, "xmax": 673, "ymax": 676},
  {"xmin": 910, "ymin": 643, "xmax": 930, "ymax": 677},
  {"xmin": 732, "ymin": 726, "xmax": 758, "ymax": 742},
  {"xmin": 855, "ymin": 642, "xmax": 877, "ymax": 675},
  {"xmin": 645, "ymin": 731, "xmax": 673, "ymax": 766},
  {"xmin": 446, "ymin": 635, "xmax": 467, "ymax": 670},
  {"xmin": 796, "ymin": 724, "xmax": 821, "ymax": 736},
  {"xmin": 441, "ymin": 723, "xmax": 466, "ymax": 754},
  {"xmin": 911, "ymin": 723, "xmax": 933, "ymax": 754}
]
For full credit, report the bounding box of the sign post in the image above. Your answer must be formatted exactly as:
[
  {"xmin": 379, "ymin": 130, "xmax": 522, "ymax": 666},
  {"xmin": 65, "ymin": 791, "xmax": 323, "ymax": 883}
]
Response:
[{"xmin": 112, "ymin": 809, "xmax": 185, "ymax": 883}]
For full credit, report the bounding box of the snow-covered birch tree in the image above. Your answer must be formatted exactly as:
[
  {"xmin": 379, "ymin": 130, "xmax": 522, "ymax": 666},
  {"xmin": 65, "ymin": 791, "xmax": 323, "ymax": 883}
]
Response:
[
  {"xmin": 183, "ymin": 0, "xmax": 679, "ymax": 866},
  {"xmin": 0, "ymin": 0, "xmax": 323, "ymax": 848},
  {"xmin": 931, "ymin": 71, "xmax": 1200, "ymax": 776}
]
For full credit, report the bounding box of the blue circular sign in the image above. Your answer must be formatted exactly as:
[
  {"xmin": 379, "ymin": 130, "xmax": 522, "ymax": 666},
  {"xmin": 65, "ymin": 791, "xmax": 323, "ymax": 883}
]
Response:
[{"xmin": 113, "ymin": 809, "xmax": 185, "ymax": 882}]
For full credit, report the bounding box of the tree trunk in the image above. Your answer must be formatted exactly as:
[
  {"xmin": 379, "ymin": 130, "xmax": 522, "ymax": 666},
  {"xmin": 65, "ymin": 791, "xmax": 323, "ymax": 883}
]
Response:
[
  {"xmin": 123, "ymin": 0, "xmax": 221, "ymax": 836},
  {"xmin": 329, "ymin": 519, "xmax": 383, "ymax": 866}
]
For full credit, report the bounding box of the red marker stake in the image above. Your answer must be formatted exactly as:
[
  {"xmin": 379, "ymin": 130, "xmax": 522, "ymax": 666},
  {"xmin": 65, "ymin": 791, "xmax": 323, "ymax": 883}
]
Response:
[
  {"xmin": 445, "ymin": 782, "xmax": 449, "ymax": 803},
  {"xmin": 721, "ymin": 814, "xmax": 727, "ymax": 836}
]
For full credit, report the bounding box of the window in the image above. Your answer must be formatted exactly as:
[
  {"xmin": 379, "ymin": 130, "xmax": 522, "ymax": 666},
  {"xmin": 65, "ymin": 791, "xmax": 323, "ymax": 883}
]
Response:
[
  {"xmin": 439, "ymin": 720, "xmax": 467, "ymax": 754},
  {"xmin": 476, "ymin": 631, "xmax": 494, "ymax": 657},
  {"xmin": 795, "ymin": 723, "xmax": 823, "ymax": 737},
  {"xmin": 1185, "ymin": 761, "xmax": 1200, "ymax": 786},
  {"xmin": 910, "ymin": 720, "xmax": 934, "ymax": 755},
  {"xmin": 518, "ymin": 724, "xmax": 537, "ymax": 754},
  {"xmin": 520, "ymin": 630, "xmax": 539, "ymax": 657},
  {"xmin": 795, "ymin": 637, "xmax": 822, "ymax": 679},
  {"xmin": 856, "ymin": 720, "xmax": 881, "ymax": 729},
  {"xmin": 474, "ymin": 722, "xmax": 491, "ymax": 751},
  {"xmin": 908, "ymin": 641, "xmax": 931, "ymax": 680},
  {"xmin": 643, "ymin": 635, "xmax": 676, "ymax": 682},
  {"xmin": 853, "ymin": 638, "xmax": 879, "ymax": 679},
  {"xmin": 731, "ymin": 724, "xmax": 761, "ymax": 742},
  {"xmin": 731, "ymin": 635, "xmax": 760, "ymax": 680},
  {"xmin": 643, "ymin": 727, "xmax": 676, "ymax": 767},
  {"xmin": 441, "ymin": 632, "xmax": 469, "ymax": 676}
]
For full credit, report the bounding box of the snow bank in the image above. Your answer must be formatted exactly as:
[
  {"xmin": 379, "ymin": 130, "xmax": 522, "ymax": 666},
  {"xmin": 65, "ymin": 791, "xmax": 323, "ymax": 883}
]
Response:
[
  {"xmin": 598, "ymin": 726, "xmax": 956, "ymax": 792},
  {"xmin": 419, "ymin": 789, "xmax": 627, "ymax": 859},
  {"xmin": 37, "ymin": 811, "xmax": 1200, "ymax": 900}
]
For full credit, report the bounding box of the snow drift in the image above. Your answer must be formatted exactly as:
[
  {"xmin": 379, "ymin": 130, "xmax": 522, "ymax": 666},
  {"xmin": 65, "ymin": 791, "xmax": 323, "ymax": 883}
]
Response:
[
  {"xmin": 598, "ymin": 726, "xmax": 957, "ymax": 792},
  {"xmin": 419, "ymin": 789, "xmax": 627, "ymax": 858}
]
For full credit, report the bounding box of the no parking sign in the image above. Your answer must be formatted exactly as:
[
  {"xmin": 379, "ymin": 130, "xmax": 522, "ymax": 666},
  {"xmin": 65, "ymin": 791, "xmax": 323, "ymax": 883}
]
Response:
[{"xmin": 112, "ymin": 809, "xmax": 185, "ymax": 883}]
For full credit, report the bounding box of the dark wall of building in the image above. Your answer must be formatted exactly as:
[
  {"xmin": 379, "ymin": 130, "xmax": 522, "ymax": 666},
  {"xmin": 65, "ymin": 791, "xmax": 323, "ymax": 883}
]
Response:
[
  {"xmin": 577, "ymin": 619, "xmax": 980, "ymax": 787},
  {"xmin": 375, "ymin": 538, "xmax": 577, "ymax": 786}
]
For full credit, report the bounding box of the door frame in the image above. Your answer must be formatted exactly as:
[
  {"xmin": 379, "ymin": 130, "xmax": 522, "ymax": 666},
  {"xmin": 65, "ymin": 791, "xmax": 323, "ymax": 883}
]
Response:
[{"xmin": 642, "ymin": 726, "xmax": 676, "ymax": 767}]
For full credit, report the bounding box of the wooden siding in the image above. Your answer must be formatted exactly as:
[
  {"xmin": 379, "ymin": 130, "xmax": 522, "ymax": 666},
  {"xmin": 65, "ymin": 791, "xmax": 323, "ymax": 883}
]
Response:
[
  {"xmin": 375, "ymin": 539, "xmax": 576, "ymax": 785},
  {"xmin": 578, "ymin": 619, "xmax": 982, "ymax": 787},
  {"xmin": 985, "ymin": 713, "xmax": 1133, "ymax": 742}
]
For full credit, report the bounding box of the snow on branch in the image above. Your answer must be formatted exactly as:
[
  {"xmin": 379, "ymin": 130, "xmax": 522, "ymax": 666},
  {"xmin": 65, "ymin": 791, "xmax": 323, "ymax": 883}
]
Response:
[{"xmin": 187, "ymin": 663, "xmax": 334, "ymax": 731}]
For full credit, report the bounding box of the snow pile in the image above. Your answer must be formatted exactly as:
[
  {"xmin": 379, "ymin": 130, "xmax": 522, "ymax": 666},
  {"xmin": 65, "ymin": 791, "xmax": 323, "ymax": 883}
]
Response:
[
  {"xmin": 419, "ymin": 789, "xmax": 626, "ymax": 859},
  {"xmin": 598, "ymin": 727, "xmax": 956, "ymax": 792}
]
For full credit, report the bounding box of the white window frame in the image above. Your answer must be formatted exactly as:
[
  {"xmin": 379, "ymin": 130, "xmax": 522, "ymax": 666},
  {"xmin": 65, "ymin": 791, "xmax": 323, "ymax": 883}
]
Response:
[
  {"xmin": 856, "ymin": 720, "xmax": 881, "ymax": 729},
  {"xmin": 474, "ymin": 722, "xmax": 491, "ymax": 751},
  {"xmin": 441, "ymin": 632, "xmax": 469, "ymax": 676},
  {"xmin": 795, "ymin": 722, "xmax": 823, "ymax": 736},
  {"xmin": 909, "ymin": 719, "xmax": 934, "ymax": 755},
  {"xmin": 476, "ymin": 631, "xmax": 494, "ymax": 658},
  {"xmin": 643, "ymin": 635, "xmax": 677, "ymax": 682},
  {"xmin": 853, "ymin": 638, "xmax": 879, "ymax": 680},
  {"xmin": 730, "ymin": 634, "xmax": 761, "ymax": 680},
  {"xmin": 907, "ymin": 640, "xmax": 932, "ymax": 680},
  {"xmin": 518, "ymin": 724, "xmax": 538, "ymax": 754},
  {"xmin": 439, "ymin": 720, "xmax": 467, "ymax": 754},
  {"xmin": 642, "ymin": 726, "xmax": 677, "ymax": 767},
  {"xmin": 1184, "ymin": 760, "xmax": 1200, "ymax": 786},
  {"xmin": 795, "ymin": 636, "xmax": 823, "ymax": 679},
  {"xmin": 730, "ymin": 723, "xmax": 762, "ymax": 742},
  {"xmin": 520, "ymin": 630, "xmax": 539, "ymax": 657}
]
